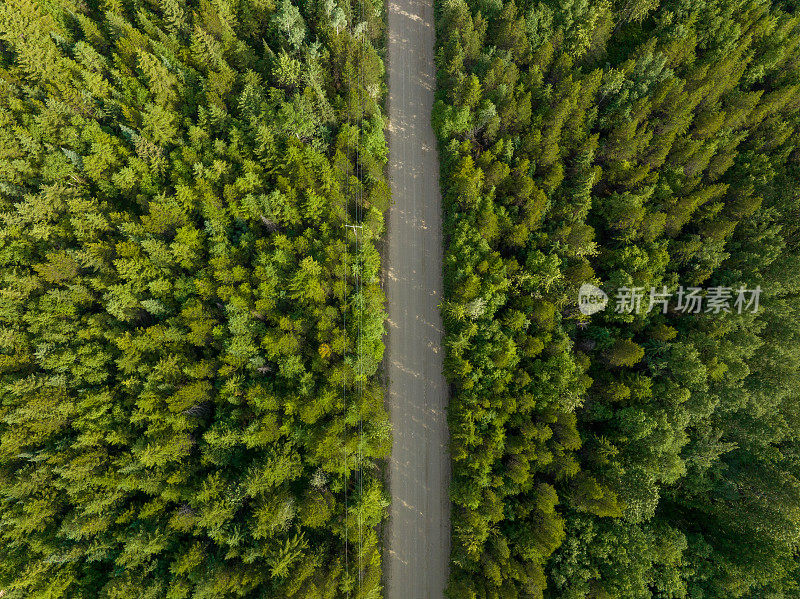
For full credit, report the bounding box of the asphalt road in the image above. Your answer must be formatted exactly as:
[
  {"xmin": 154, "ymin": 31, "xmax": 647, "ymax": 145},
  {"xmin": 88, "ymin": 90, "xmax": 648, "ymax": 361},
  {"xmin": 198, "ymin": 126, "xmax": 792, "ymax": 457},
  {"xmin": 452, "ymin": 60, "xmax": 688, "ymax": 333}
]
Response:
[{"xmin": 384, "ymin": 0, "xmax": 451, "ymax": 595}]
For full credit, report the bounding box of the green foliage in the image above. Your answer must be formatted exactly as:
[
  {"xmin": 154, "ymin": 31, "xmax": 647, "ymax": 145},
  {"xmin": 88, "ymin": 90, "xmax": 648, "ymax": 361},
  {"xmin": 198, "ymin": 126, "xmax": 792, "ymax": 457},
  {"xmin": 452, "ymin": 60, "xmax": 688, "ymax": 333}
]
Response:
[
  {"xmin": 436, "ymin": 0, "xmax": 800, "ymax": 595},
  {"xmin": 0, "ymin": 0, "xmax": 389, "ymax": 596}
]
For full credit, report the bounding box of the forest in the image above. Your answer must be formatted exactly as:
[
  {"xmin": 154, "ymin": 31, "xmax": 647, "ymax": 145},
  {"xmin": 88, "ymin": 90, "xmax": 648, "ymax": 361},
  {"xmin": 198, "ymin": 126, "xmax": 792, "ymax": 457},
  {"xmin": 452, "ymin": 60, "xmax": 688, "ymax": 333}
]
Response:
[
  {"xmin": 3, "ymin": 0, "xmax": 800, "ymax": 596},
  {"xmin": 434, "ymin": 0, "xmax": 800, "ymax": 597},
  {"xmin": 0, "ymin": 0, "xmax": 389, "ymax": 597}
]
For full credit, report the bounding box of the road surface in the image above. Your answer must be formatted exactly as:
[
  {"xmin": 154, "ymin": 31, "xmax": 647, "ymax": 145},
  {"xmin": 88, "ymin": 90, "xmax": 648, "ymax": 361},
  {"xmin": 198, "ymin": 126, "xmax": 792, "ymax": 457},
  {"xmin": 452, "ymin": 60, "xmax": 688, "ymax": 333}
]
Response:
[{"xmin": 384, "ymin": 0, "xmax": 451, "ymax": 595}]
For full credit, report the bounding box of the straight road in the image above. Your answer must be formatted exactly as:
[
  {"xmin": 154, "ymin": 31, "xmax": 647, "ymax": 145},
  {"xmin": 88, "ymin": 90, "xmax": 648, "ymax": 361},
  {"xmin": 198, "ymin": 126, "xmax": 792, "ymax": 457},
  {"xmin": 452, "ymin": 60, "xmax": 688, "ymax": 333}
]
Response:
[{"xmin": 384, "ymin": 0, "xmax": 450, "ymax": 595}]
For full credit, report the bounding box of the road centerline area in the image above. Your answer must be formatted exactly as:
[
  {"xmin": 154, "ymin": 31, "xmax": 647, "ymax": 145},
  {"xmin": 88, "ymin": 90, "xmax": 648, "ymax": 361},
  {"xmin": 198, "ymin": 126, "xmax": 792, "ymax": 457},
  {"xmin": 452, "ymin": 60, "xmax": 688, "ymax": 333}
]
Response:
[{"xmin": 384, "ymin": 0, "xmax": 450, "ymax": 595}]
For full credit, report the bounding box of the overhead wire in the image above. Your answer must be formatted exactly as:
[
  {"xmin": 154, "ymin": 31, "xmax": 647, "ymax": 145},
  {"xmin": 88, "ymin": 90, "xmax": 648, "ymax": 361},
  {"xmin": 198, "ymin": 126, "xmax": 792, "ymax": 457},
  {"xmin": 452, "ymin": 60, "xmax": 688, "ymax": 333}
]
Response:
[
  {"xmin": 343, "ymin": 3, "xmax": 370, "ymax": 593},
  {"xmin": 357, "ymin": 0, "xmax": 366, "ymax": 589},
  {"xmin": 342, "ymin": 8, "xmax": 351, "ymax": 596}
]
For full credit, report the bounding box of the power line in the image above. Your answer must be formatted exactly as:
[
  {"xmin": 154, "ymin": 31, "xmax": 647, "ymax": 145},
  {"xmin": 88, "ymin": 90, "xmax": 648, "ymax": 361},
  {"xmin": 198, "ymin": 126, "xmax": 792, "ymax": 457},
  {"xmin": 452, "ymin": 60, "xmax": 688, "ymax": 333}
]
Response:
[
  {"xmin": 357, "ymin": 1, "xmax": 366, "ymax": 588},
  {"xmin": 342, "ymin": 20, "xmax": 351, "ymax": 598},
  {"xmin": 344, "ymin": 7, "xmax": 369, "ymax": 594}
]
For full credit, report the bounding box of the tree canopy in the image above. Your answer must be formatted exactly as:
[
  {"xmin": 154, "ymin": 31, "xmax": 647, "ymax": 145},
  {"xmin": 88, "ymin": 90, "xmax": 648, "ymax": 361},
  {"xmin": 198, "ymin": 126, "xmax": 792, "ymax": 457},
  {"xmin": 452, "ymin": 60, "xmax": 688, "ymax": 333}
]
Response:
[
  {"xmin": 0, "ymin": 0, "xmax": 389, "ymax": 596},
  {"xmin": 435, "ymin": 0, "xmax": 800, "ymax": 596}
]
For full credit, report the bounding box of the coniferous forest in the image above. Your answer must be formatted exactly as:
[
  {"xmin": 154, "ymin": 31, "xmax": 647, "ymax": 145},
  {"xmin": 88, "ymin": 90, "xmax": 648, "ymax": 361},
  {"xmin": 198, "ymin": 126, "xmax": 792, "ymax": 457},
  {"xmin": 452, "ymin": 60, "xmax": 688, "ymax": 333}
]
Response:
[
  {"xmin": 0, "ymin": 0, "xmax": 389, "ymax": 596},
  {"xmin": 3, "ymin": 0, "xmax": 800, "ymax": 597},
  {"xmin": 435, "ymin": 0, "xmax": 800, "ymax": 597}
]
